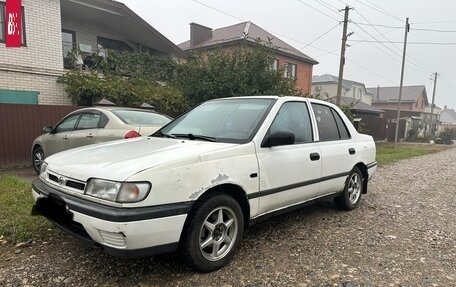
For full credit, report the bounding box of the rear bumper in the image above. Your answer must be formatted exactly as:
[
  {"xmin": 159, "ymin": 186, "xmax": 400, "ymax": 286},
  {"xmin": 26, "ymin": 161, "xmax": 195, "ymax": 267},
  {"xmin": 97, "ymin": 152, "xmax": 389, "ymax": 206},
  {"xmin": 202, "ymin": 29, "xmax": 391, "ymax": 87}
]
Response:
[
  {"xmin": 32, "ymin": 179, "xmax": 191, "ymax": 258},
  {"xmin": 367, "ymin": 161, "xmax": 377, "ymax": 180}
]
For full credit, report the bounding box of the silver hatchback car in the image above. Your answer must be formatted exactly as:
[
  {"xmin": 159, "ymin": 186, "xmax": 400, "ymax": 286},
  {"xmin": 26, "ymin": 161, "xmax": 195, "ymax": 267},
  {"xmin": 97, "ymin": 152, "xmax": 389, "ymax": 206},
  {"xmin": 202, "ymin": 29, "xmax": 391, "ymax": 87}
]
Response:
[{"xmin": 31, "ymin": 106, "xmax": 172, "ymax": 174}]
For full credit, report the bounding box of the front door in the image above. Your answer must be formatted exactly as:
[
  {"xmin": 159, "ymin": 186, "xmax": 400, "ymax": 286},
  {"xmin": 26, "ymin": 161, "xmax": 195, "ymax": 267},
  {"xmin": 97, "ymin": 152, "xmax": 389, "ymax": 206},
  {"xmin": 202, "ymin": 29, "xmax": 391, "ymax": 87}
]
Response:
[{"xmin": 255, "ymin": 101, "xmax": 321, "ymax": 215}]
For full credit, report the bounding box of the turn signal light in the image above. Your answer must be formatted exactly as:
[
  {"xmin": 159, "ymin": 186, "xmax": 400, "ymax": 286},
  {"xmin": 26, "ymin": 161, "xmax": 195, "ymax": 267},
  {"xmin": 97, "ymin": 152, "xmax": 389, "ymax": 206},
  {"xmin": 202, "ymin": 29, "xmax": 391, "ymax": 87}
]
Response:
[{"xmin": 124, "ymin": 130, "xmax": 141, "ymax": 139}]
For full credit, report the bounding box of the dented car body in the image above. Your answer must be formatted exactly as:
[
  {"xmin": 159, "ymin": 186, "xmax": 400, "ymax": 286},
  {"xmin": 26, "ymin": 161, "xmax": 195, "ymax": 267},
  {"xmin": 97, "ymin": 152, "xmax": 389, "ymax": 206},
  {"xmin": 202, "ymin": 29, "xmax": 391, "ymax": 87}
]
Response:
[{"xmin": 32, "ymin": 96, "xmax": 377, "ymax": 271}]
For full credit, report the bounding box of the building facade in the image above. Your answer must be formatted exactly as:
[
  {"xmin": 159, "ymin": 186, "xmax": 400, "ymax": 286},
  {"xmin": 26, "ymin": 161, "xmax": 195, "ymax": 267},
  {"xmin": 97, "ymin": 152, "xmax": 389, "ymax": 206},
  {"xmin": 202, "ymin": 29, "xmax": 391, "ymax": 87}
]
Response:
[
  {"xmin": 179, "ymin": 22, "xmax": 318, "ymax": 95},
  {"xmin": 311, "ymin": 74, "xmax": 374, "ymax": 105},
  {"xmin": 0, "ymin": 0, "xmax": 184, "ymax": 106}
]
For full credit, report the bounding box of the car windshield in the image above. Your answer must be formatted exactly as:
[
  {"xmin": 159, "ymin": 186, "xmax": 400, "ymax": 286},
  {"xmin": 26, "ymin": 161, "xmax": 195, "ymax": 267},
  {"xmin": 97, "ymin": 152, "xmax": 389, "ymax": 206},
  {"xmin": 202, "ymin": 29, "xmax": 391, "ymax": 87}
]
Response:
[
  {"xmin": 112, "ymin": 110, "xmax": 172, "ymax": 126},
  {"xmin": 156, "ymin": 98, "xmax": 275, "ymax": 143}
]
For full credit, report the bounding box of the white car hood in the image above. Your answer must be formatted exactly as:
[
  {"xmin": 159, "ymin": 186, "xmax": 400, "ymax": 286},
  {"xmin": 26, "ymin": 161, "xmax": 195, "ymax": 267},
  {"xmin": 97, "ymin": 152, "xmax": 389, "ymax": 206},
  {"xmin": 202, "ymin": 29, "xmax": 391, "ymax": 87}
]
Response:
[{"xmin": 45, "ymin": 137, "xmax": 236, "ymax": 181}]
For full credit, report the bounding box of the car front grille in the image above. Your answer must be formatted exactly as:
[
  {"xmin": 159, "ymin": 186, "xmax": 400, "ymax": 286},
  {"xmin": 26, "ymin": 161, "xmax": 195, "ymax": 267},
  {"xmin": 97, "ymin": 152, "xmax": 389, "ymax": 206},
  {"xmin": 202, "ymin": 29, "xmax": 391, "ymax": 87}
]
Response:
[
  {"xmin": 66, "ymin": 180, "xmax": 85, "ymax": 191},
  {"xmin": 47, "ymin": 172, "xmax": 86, "ymax": 192}
]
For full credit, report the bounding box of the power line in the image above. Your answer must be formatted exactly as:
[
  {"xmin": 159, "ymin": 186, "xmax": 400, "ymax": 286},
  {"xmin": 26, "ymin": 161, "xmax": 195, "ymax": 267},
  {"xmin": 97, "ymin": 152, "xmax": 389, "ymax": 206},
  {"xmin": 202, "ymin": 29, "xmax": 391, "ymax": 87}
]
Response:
[
  {"xmin": 296, "ymin": 0, "xmax": 340, "ymax": 22},
  {"xmin": 300, "ymin": 23, "xmax": 340, "ymax": 50},
  {"xmin": 191, "ymin": 0, "xmax": 243, "ymax": 21},
  {"xmin": 413, "ymin": 20, "xmax": 456, "ymax": 24},
  {"xmin": 411, "ymin": 27, "xmax": 456, "ymax": 33},
  {"xmin": 351, "ymin": 22, "xmax": 402, "ymax": 29},
  {"xmin": 348, "ymin": 39, "xmax": 456, "ymax": 45},
  {"xmin": 313, "ymin": 0, "xmax": 340, "ymax": 15},
  {"xmin": 360, "ymin": 0, "xmax": 404, "ymax": 23}
]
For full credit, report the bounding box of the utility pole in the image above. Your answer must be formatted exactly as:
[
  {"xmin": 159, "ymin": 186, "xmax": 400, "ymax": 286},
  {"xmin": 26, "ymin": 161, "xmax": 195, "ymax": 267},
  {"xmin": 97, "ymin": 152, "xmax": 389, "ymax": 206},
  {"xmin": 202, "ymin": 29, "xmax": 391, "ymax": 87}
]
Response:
[
  {"xmin": 429, "ymin": 72, "xmax": 438, "ymax": 137},
  {"xmin": 336, "ymin": 6, "xmax": 351, "ymax": 106},
  {"xmin": 394, "ymin": 17, "xmax": 410, "ymax": 147}
]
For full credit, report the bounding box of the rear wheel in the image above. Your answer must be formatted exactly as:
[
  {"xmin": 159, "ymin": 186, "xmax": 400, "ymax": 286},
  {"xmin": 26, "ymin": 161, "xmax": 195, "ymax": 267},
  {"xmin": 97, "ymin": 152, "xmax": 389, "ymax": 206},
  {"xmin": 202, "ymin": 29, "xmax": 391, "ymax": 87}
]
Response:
[
  {"xmin": 180, "ymin": 193, "xmax": 244, "ymax": 272},
  {"xmin": 32, "ymin": 147, "xmax": 45, "ymax": 175},
  {"xmin": 334, "ymin": 167, "xmax": 363, "ymax": 210}
]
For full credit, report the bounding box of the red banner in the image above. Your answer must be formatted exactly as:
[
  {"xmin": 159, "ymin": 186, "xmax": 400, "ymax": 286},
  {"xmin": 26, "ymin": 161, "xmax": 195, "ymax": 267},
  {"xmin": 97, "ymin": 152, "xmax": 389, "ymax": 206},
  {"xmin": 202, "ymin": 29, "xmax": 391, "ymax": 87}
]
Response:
[{"xmin": 5, "ymin": 0, "xmax": 22, "ymax": 47}]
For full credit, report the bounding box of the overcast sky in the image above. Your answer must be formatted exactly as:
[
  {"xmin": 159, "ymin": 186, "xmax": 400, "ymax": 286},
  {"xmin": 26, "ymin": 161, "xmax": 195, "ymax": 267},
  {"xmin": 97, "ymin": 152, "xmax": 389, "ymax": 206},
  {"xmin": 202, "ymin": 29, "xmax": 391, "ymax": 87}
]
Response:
[{"xmin": 121, "ymin": 0, "xmax": 456, "ymax": 109}]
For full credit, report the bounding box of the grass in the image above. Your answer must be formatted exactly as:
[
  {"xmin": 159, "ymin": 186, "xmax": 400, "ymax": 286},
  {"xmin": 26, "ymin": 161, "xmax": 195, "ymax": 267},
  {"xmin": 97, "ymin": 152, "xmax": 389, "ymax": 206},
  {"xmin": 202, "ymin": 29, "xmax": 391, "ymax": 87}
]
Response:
[
  {"xmin": 376, "ymin": 143, "xmax": 450, "ymax": 165},
  {"xmin": 0, "ymin": 176, "xmax": 52, "ymax": 243}
]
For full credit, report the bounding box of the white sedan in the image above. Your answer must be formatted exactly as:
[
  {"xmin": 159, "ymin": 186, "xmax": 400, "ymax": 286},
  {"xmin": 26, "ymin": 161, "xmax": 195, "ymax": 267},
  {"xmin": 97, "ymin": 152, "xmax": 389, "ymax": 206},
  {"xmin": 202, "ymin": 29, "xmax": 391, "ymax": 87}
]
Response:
[{"xmin": 32, "ymin": 96, "xmax": 377, "ymax": 272}]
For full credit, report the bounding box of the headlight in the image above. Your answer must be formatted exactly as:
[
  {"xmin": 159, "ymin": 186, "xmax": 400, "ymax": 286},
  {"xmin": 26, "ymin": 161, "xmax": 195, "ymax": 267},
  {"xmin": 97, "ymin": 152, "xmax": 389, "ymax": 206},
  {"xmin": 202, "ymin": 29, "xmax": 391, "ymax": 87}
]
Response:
[
  {"xmin": 85, "ymin": 179, "xmax": 150, "ymax": 203},
  {"xmin": 39, "ymin": 162, "xmax": 48, "ymax": 180},
  {"xmin": 117, "ymin": 182, "xmax": 150, "ymax": 203}
]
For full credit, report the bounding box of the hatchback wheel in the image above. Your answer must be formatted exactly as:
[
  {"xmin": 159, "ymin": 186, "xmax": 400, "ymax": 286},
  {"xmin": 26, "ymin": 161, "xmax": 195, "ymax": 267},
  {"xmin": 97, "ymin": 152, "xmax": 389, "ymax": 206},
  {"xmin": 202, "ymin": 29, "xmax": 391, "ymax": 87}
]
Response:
[
  {"xmin": 335, "ymin": 167, "xmax": 363, "ymax": 210},
  {"xmin": 32, "ymin": 147, "xmax": 45, "ymax": 175},
  {"xmin": 180, "ymin": 192, "xmax": 244, "ymax": 272}
]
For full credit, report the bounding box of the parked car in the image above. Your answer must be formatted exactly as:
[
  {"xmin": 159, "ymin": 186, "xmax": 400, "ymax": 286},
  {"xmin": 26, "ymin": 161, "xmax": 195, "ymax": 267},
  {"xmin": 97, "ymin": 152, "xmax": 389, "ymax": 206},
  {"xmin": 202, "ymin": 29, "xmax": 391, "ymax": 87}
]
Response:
[
  {"xmin": 31, "ymin": 107, "xmax": 172, "ymax": 174},
  {"xmin": 32, "ymin": 96, "xmax": 377, "ymax": 272}
]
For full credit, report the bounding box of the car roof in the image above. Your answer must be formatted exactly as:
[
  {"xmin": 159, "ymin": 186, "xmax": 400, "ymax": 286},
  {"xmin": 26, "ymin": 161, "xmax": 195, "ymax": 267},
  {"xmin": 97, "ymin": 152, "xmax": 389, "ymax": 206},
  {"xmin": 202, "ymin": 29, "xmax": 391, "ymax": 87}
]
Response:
[{"xmin": 71, "ymin": 106, "xmax": 165, "ymax": 114}]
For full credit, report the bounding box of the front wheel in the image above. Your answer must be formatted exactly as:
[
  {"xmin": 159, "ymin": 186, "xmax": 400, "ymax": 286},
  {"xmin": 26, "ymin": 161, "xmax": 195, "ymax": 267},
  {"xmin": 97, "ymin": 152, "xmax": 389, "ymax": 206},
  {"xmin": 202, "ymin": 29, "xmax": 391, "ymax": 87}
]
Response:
[
  {"xmin": 32, "ymin": 147, "xmax": 45, "ymax": 175},
  {"xmin": 334, "ymin": 167, "xmax": 363, "ymax": 210},
  {"xmin": 180, "ymin": 193, "xmax": 244, "ymax": 272}
]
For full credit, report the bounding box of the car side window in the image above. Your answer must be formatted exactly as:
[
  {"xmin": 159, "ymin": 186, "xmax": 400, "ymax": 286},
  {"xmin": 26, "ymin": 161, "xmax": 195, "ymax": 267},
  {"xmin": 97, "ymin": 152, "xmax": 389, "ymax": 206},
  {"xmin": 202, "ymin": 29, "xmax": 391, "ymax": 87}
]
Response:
[
  {"xmin": 331, "ymin": 108, "xmax": 350, "ymax": 139},
  {"xmin": 76, "ymin": 113, "xmax": 101, "ymax": 130},
  {"xmin": 54, "ymin": 114, "xmax": 80, "ymax": 133},
  {"xmin": 98, "ymin": 113, "xmax": 109, "ymax": 128},
  {"xmin": 311, "ymin": 103, "xmax": 342, "ymax": 141},
  {"xmin": 268, "ymin": 102, "xmax": 313, "ymax": 144}
]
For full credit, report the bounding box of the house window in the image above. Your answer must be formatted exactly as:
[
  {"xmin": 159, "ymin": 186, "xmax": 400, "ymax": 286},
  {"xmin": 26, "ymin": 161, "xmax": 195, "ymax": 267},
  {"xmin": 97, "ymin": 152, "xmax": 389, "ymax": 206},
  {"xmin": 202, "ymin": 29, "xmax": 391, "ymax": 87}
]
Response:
[
  {"xmin": 0, "ymin": 3, "xmax": 26, "ymax": 45},
  {"xmin": 270, "ymin": 59, "xmax": 278, "ymax": 71},
  {"xmin": 97, "ymin": 36, "xmax": 133, "ymax": 53},
  {"xmin": 62, "ymin": 29, "xmax": 76, "ymax": 67},
  {"xmin": 284, "ymin": 62, "xmax": 297, "ymax": 79}
]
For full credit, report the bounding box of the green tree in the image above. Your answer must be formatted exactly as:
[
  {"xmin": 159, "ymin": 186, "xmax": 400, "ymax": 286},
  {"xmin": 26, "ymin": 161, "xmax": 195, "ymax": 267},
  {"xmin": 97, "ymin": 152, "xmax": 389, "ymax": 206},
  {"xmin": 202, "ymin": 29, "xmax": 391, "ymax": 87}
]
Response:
[{"xmin": 176, "ymin": 41, "xmax": 300, "ymax": 106}]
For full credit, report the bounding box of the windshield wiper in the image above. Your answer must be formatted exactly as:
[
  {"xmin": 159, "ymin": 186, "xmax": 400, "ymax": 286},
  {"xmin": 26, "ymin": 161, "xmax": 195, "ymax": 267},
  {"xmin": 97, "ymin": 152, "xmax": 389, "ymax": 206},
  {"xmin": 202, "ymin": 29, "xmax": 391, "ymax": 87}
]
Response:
[
  {"xmin": 172, "ymin": 133, "xmax": 217, "ymax": 142},
  {"xmin": 153, "ymin": 130, "xmax": 177, "ymax": 139}
]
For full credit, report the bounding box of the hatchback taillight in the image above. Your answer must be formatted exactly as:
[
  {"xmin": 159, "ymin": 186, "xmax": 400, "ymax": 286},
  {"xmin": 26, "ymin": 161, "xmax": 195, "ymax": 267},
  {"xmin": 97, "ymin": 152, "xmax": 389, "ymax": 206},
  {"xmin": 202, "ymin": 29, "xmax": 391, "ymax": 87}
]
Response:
[{"xmin": 125, "ymin": 130, "xmax": 141, "ymax": 139}]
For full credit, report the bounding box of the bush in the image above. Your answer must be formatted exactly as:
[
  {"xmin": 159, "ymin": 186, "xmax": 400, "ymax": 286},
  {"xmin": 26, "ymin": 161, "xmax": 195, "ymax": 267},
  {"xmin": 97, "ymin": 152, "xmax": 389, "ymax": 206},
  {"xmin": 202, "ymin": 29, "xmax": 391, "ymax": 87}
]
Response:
[{"xmin": 438, "ymin": 127, "xmax": 456, "ymax": 144}]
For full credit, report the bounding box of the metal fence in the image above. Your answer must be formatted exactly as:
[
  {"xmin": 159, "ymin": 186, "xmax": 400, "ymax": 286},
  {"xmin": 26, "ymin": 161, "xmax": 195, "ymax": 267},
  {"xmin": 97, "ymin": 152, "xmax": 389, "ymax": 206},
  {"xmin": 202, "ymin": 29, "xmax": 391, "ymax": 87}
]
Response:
[{"xmin": 0, "ymin": 104, "xmax": 82, "ymax": 169}]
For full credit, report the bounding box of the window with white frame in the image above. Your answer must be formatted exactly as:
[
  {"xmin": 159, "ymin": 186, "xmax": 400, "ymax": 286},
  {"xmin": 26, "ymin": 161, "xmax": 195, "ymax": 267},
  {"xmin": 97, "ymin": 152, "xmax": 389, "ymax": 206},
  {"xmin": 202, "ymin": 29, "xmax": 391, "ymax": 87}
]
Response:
[{"xmin": 284, "ymin": 62, "xmax": 296, "ymax": 79}]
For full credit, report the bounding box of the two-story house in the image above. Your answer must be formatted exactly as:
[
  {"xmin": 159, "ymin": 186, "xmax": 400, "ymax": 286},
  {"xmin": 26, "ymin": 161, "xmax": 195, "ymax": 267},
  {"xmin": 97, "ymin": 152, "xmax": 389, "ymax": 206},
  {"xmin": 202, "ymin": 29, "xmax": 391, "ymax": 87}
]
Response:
[
  {"xmin": 367, "ymin": 85, "xmax": 440, "ymax": 138},
  {"xmin": 0, "ymin": 0, "xmax": 184, "ymax": 106},
  {"xmin": 178, "ymin": 22, "xmax": 318, "ymax": 95},
  {"xmin": 311, "ymin": 74, "xmax": 374, "ymax": 105}
]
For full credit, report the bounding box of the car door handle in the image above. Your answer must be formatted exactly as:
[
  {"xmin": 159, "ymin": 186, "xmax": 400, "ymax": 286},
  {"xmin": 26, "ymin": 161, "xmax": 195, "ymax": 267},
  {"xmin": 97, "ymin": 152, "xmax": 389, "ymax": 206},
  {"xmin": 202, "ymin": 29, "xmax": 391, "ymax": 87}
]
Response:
[
  {"xmin": 86, "ymin": 133, "xmax": 94, "ymax": 138},
  {"xmin": 62, "ymin": 135, "xmax": 69, "ymax": 140},
  {"xmin": 349, "ymin": 148, "xmax": 356, "ymax": 155},
  {"xmin": 310, "ymin": 152, "xmax": 320, "ymax": 161}
]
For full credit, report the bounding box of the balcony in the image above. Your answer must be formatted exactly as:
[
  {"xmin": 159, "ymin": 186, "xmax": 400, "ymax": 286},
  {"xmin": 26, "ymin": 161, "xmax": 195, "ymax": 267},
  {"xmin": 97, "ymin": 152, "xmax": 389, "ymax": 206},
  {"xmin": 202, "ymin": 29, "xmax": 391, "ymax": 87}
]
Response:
[{"xmin": 62, "ymin": 41, "xmax": 108, "ymax": 69}]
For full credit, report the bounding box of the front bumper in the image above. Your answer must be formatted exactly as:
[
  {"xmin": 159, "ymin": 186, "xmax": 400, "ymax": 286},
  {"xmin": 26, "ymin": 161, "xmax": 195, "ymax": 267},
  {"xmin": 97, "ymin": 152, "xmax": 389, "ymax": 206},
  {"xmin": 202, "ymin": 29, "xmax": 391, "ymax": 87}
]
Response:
[{"xmin": 32, "ymin": 179, "xmax": 192, "ymax": 258}]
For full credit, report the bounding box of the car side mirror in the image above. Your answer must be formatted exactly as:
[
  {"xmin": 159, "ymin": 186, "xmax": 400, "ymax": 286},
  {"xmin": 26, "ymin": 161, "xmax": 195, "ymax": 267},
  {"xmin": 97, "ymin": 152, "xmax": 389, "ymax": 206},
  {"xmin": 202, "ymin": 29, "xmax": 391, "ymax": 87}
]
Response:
[
  {"xmin": 262, "ymin": 131, "xmax": 295, "ymax": 148},
  {"xmin": 43, "ymin": 126, "xmax": 53, "ymax": 134}
]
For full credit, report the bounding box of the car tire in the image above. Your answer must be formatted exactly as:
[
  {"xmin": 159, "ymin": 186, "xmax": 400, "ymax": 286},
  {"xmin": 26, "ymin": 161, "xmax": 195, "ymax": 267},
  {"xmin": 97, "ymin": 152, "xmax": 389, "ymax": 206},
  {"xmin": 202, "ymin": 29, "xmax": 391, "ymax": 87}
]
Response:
[
  {"xmin": 32, "ymin": 146, "xmax": 45, "ymax": 175},
  {"xmin": 180, "ymin": 192, "xmax": 244, "ymax": 272},
  {"xmin": 334, "ymin": 167, "xmax": 363, "ymax": 211}
]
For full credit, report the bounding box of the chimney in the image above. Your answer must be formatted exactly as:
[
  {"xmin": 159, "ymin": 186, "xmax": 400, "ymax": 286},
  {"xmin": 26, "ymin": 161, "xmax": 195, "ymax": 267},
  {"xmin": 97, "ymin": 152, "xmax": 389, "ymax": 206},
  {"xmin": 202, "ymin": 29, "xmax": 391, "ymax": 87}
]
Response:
[{"xmin": 190, "ymin": 23, "xmax": 212, "ymax": 48}]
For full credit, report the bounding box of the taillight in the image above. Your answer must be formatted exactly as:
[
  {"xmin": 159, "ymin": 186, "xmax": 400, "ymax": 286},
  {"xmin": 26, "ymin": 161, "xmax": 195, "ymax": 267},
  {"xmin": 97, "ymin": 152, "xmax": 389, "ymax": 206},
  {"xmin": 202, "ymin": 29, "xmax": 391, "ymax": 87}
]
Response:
[{"xmin": 125, "ymin": 130, "xmax": 141, "ymax": 139}]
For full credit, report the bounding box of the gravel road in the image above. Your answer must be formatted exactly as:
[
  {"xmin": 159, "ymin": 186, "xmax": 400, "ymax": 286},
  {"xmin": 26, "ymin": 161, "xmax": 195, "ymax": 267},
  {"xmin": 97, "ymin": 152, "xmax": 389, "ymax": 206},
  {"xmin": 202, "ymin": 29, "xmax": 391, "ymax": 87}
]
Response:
[{"xmin": 1, "ymin": 148, "xmax": 455, "ymax": 287}]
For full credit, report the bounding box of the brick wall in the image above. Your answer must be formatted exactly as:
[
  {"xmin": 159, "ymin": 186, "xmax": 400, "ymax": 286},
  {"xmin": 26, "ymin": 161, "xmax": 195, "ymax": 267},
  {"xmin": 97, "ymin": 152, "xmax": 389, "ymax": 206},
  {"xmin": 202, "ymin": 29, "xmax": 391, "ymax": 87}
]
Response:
[
  {"xmin": 0, "ymin": 0, "xmax": 63, "ymax": 71},
  {"xmin": 0, "ymin": 70, "xmax": 69, "ymax": 105},
  {"xmin": 275, "ymin": 54, "xmax": 313, "ymax": 95},
  {"xmin": 0, "ymin": 0, "xmax": 68, "ymax": 105},
  {"xmin": 62, "ymin": 16, "xmax": 139, "ymax": 53}
]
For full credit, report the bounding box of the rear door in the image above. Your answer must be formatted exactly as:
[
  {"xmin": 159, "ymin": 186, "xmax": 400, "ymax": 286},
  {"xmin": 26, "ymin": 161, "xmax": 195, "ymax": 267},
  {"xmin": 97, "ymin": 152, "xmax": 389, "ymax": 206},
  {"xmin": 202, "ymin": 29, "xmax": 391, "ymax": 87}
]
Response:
[
  {"xmin": 310, "ymin": 103, "xmax": 355, "ymax": 196},
  {"xmin": 255, "ymin": 101, "xmax": 322, "ymax": 215}
]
